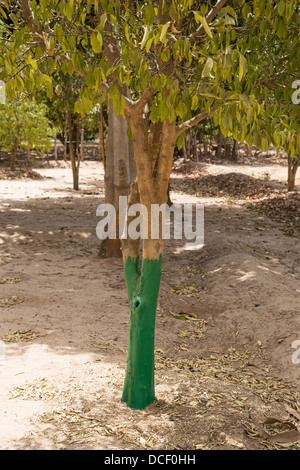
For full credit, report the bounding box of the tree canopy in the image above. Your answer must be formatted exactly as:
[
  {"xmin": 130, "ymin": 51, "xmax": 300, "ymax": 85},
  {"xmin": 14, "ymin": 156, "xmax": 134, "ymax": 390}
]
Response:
[
  {"xmin": 0, "ymin": 99, "xmax": 52, "ymax": 169},
  {"xmin": 0, "ymin": 0, "xmax": 299, "ymax": 155}
]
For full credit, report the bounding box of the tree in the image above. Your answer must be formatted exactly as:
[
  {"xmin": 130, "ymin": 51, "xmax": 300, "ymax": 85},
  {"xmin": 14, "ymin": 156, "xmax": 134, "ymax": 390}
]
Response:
[
  {"xmin": 0, "ymin": 99, "xmax": 52, "ymax": 170},
  {"xmin": 99, "ymin": 102, "xmax": 136, "ymax": 258},
  {"xmin": 1, "ymin": 0, "xmax": 299, "ymax": 409},
  {"xmin": 288, "ymin": 154, "xmax": 299, "ymax": 191}
]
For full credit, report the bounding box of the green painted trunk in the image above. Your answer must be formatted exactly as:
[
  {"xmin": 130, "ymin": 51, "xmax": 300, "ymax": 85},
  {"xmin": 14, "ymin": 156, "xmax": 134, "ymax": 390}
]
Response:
[{"xmin": 122, "ymin": 255, "xmax": 162, "ymax": 409}]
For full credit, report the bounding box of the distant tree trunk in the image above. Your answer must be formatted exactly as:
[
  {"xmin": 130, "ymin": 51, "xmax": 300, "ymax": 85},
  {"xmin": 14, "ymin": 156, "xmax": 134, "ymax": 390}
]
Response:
[
  {"xmin": 193, "ymin": 131, "xmax": 199, "ymax": 162},
  {"xmin": 80, "ymin": 128, "xmax": 84, "ymax": 162},
  {"xmin": 224, "ymin": 141, "xmax": 231, "ymax": 160},
  {"xmin": 231, "ymin": 139, "xmax": 238, "ymax": 161},
  {"xmin": 216, "ymin": 127, "xmax": 224, "ymax": 160},
  {"xmin": 288, "ymin": 154, "xmax": 299, "ymax": 191},
  {"xmin": 10, "ymin": 146, "xmax": 17, "ymax": 171},
  {"xmin": 63, "ymin": 115, "xmax": 68, "ymax": 163},
  {"xmin": 99, "ymin": 103, "xmax": 106, "ymax": 168},
  {"xmin": 54, "ymin": 132, "xmax": 58, "ymax": 163},
  {"xmin": 26, "ymin": 148, "xmax": 30, "ymax": 166},
  {"xmin": 68, "ymin": 111, "xmax": 80, "ymax": 191},
  {"xmin": 182, "ymin": 138, "xmax": 187, "ymax": 161}
]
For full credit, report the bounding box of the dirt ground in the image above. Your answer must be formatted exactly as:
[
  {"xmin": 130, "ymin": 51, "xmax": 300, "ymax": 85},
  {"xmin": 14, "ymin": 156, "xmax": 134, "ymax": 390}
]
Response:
[{"xmin": 0, "ymin": 158, "xmax": 299, "ymax": 450}]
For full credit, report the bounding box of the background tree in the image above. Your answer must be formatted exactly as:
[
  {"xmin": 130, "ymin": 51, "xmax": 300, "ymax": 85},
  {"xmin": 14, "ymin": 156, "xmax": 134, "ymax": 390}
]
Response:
[{"xmin": 0, "ymin": 99, "xmax": 52, "ymax": 170}]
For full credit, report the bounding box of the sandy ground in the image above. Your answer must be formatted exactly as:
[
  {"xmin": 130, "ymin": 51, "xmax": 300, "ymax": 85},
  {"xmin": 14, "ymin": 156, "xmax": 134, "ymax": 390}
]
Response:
[{"xmin": 0, "ymin": 160, "xmax": 300, "ymax": 450}]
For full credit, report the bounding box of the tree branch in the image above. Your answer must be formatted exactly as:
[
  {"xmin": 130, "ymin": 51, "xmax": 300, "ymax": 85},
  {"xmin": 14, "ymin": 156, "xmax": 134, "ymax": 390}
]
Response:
[
  {"xmin": 20, "ymin": 0, "xmax": 45, "ymax": 45},
  {"xmin": 176, "ymin": 107, "xmax": 216, "ymax": 138},
  {"xmin": 21, "ymin": 0, "xmax": 88, "ymax": 79},
  {"xmin": 191, "ymin": 0, "xmax": 228, "ymax": 39},
  {"xmin": 125, "ymin": 87, "xmax": 156, "ymax": 115},
  {"xmin": 20, "ymin": 1, "xmax": 152, "ymax": 117}
]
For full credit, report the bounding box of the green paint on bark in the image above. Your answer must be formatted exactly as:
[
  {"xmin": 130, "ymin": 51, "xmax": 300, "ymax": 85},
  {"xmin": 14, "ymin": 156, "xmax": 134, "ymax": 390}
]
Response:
[{"xmin": 122, "ymin": 255, "xmax": 162, "ymax": 409}]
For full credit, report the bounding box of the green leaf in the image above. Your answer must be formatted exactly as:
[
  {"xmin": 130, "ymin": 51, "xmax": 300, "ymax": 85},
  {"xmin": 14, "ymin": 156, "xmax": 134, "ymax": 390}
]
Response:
[
  {"xmin": 261, "ymin": 137, "xmax": 269, "ymax": 152},
  {"xmin": 124, "ymin": 24, "xmax": 130, "ymax": 43},
  {"xmin": 72, "ymin": 52, "xmax": 84, "ymax": 71},
  {"xmin": 194, "ymin": 13, "xmax": 213, "ymax": 38},
  {"xmin": 160, "ymin": 22, "xmax": 170, "ymax": 43},
  {"xmin": 90, "ymin": 31, "xmax": 103, "ymax": 53},
  {"xmin": 161, "ymin": 48, "xmax": 171, "ymax": 62},
  {"xmin": 46, "ymin": 78, "xmax": 53, "ymax": 99},
  {"xmin": 176, "ymin": 132, "xmax": 185, "ymax": 150},
  {"xmin": 277, "ymin": 0, "xmax": 285, "ymax": 16},
  {"xmin": 140, "ymin": 26, "xmax": 150, "ymax": 49},
  {"xmin": 176, "ymin": 100, "xmax": 188, "ymax": 119},
  {"xmin": 145, "ymin": 37, "xmax": 154, "ymax": 53},
  {"xmin": 191, "ymin": 94, "xmax": 199, "ymax": 111},
  {"xmin": 27, "ymin": 57, "xmax": 38, "ymax": 71},
  {"xmin": 238, "ymin": 54, "xmax": 247, "ymax": 81},
  {"xmin": 0, "ymin": 6, "xmax": 7, "ymax": 19},
  {"xmin": 247, "ymin": 105, "xmax": 253, "ymax": 123},
  {"xmin": 143, "ymin": 5, "xmax": 156, "ymax": 25},
  {"xmin": 16, "ymin": 75, "xmax": 24, "ymax": 91},
  {"xmin": 202, "ymin": 57, "xmax": 214, "ymax": 78},
  {"xmin": 55, "ymin": 84, "xmax": 62, "ymax": 95}
]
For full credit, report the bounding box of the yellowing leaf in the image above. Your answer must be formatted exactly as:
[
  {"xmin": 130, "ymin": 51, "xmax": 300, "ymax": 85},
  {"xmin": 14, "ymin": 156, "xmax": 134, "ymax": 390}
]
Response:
[
  {"xmin": 239, "ymin": 54, "xmax": 247, "ymax": 81},
  {"xmin": 160, "ymin": 22, "xmax": 170, "ymax": 43},
  {"xmin": 140, "ymin": 26, "xmax": 150, "ymax": 49},
  {"xmin": 90, "ymin": 31, "xmax": 103, "ymax": 53},
  {"xmin": 124, "ymin": 24, "xmax": 130, "ymax": 43},
  {"xmin": 194, "ymin": 13, "xmax": 213, "ymax": 38},
  {"xmin": 202, "ymin": 57, "xmax": 214, "ymax": 78}
]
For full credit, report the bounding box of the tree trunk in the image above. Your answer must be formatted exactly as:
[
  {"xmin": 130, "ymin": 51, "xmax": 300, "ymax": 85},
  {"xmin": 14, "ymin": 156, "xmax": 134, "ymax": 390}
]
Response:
[
  {"xmin": 99, "ymin": 102, "xmax": 136, "ymax": 258},
  {"xmin": 63, "ymin": 116, "xmax": 68, "ymax": 163},
  {"xmin": 99, "ymin": 103, "xmax": 106, "ymax": 167},
  {"xmin": 193, "ymin": 131, "xmax": 199, "ymax": 162},
  {"xmin": 231, "ymin": 139, "xmax": 238, "ymax": 161},
  {"xmin": 10, "ymin": 147, "xmax": 16, "ymax": 171},
  {"xmin": 68, "ymin": 111, "xmax": 80, "ymax": 191},
  {"xmin": 224, "ymin": 141, "xmax": 231, "ymax": 160},
  {"xmin": 54, "ymin": 132, "xmax": 58, "ymax": 163},
  {"xmin": 216, "ymin": 126, "xmax": 223, "ymax": 160},
  {"xmin": 288, "ymin": 154, "xmax": 299, "ymax": 191},
  {"xmin": 122, "ymin": 253, "xmax": 162, "ymax": 409},
  {"xmin": 121, "ymin": 110, "xmax": 176, "ymax": 409},
  {"xmin": 80, "ymin": 128, "xmax": 84, "ymax": 162},
  {"xmin": 26, "ymin": 148, "xmax": 30, "ymax": 166}
]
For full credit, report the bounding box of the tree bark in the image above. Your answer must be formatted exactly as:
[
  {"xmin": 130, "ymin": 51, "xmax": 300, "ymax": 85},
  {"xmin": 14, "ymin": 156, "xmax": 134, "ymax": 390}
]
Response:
[
  {"xmin": 10, "ymin": 147, "xmax": 17, "ymax": 171},
  {"xmin": 224, "ymin": 141, "xmax": 231, "ymax": 160},
  {"xmin": 231, "ymin": 139, "xmax": 238, "ymax": 161},
  {"xmin": 54, "ymin": 132, "xmax": 58, "ymax": 163},
  {"xmin": 121, "ymin": 108, "xmax": 176, "ymax": 409},
  {"xmin": 63, "ymin": 114, "xmax": 68, "ymax": 163},
  {"xmin": 216, "ymin": 126, "xmax": 223, "ymax": 160},
  {"xmin": 99, "ymin": 103, "xmax": 106, "ymax": 167},
  {"xmin": 68, "ymin": 111, "xmax": 80, "ymax": 191},
  {"xmin": 99, "ymin": 102, "xmax": 136, "ymax": 258},
  {"xmin": 288, "ymin": 154, "xmax": 299, "ymax": 191}
]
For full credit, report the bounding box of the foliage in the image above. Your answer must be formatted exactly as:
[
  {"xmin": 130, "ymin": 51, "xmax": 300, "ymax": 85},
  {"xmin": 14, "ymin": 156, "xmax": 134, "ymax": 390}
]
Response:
[
  {"xmin": 0, "ymin": 1, "xmax": 299, "ymax": 155},
  {"xmin": 0, "ymin": 99, "xmax": 52, "ymax": 154}
]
